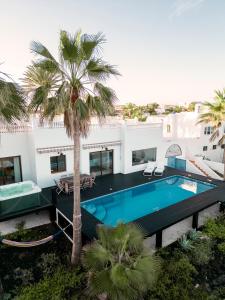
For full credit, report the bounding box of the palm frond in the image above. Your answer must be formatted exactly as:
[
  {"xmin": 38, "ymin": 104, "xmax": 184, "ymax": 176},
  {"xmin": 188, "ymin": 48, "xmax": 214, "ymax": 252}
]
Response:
[
  {"xmin": 81, "ymin": 32, "xmax": 105, "ymax": 60},
  {"xmin": 0, "ymin": 79, "xmax": 26, "ymax": 123},
  {"xmin": 60, "ymin": 30, "xmax": 80, "ymax": 64},
  {"xmin": 31, "ymin": 41, "xmax": 56, "ymax": 62},
  {"xmin": 86, "ymin": 59, "xmax": 120, "ymax": 81}
]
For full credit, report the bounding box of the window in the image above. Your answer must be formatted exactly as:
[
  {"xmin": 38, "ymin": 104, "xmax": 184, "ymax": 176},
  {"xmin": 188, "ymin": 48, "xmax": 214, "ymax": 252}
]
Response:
[
  {"xmin": 203, "ymin": 146, "xmax": 208, "ymax": 151},
  {"xmin": 204, "ymin": 126, "xmax": 213, "ymax": 135},
  {"xmin": 221, "ymin": 144, "xmax": 225, "ymax": 149},
  {"xmin": 0, "ymin": 156, "xmax": 22, "ymax": 185},
  {"xmin": 132, "ymin": 148, "xmax": 157, "ymax": 166},
  {"xmin": 50, "ymin": 154, "xmax": 66, "ymax": 173},
  {"xmin": 166, "ymin": 124, "xmax": 171, "ymax": 133},
  {"xmin": 213, "ymin": 145, "xmax": 217, "ymax": 150}
]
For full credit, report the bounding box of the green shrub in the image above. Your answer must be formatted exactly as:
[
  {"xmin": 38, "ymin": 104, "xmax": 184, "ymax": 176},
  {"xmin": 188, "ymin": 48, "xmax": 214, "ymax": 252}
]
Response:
[
  {"xmin": 203, "ymin": 217, "xmax": 225, "ymax": 253},
  {"xmin": 37, "ymin": 253, "xmax": 61, "ymax": 277},
  {"xmin": 148, "ymin": 257, "xmax": 207, "ymax": 300},
  {"xmin": 189, "ymin": 238, "xmax": 213, "ymax": 266},
  {"xmin": 16, "ymin": 268, "xmax": 84, "ymax": 300},
  {"xmin": 13, "ymin": 268, "xmax": 34, "ymax": 286}
]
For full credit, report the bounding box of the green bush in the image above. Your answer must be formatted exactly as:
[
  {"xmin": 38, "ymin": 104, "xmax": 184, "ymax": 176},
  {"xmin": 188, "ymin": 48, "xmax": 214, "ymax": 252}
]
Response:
[
  {"xmin": 13, "ymin": 268, "xmax": 34, "ymax": 286},
  {"xmin": 148, "ymin": 257, "xmax": 207, "ymax": 300},
  {"xmin": 37, "ymin": 253, "xmax": 61, "ymax": 277},
  {"xmin": 189, "ymin": 238, "xmax": 213, "ymax": 266},
  {"xmin": 203, "ymin": 217, "xmax": 225, "ymax": 253},
  {"xmin": 16, "ymin": 268, "xmax": 84, "ymax": 300}
]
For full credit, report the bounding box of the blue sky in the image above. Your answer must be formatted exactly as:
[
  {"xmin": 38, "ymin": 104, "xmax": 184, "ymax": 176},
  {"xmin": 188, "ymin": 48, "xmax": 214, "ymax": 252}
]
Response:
[{"xmin": 1, "ymin": 0, "xmax": 225, "ymax": 104}]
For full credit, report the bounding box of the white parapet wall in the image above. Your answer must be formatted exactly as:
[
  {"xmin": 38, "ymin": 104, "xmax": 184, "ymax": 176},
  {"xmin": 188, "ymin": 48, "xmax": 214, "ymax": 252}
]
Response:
[
  {"xmin": 162, "ymin": 216, "xmax": 193, "ymax": 247},
  {"xmin": 194, "ymin": 157, "xmax": 222, "ymax": 180},
  {"xmin": 198, "ymin": 203, "xmax": 222, "ymax": 227},
  {"xmin": 0, "ymin": 210, "xmax": 51, "ymax": 235},
  {"xmin": 144, "ymin": 203, "xmax": 222, "ymax": 250},
  {"xmin": 143, "ymin": 234, "xmax": 156, "ymax": 250},
  {"xmin": 204, "ymin": 160, "xmax": 224, "ymax": 178}
]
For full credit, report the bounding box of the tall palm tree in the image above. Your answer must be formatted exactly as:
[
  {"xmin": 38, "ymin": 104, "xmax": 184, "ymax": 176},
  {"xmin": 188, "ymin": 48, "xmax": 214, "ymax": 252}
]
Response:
[
  {"xmin": 0, "ymin": 67, "xmax": 26, "ymax": 123},
  {"xmin": 23, "ymin": 30, "xmax": 120, "ymax": 265},
  {"xmin": 0, "ymin": 67, "xmax": 26, "ymax": 299},
  {"xmin": 198, "ymin": 90, "xmax": 225, "ymax": 180},
  {"xmin": 82, "ymin": 223, "xmax": 160, "ymax": 300}
]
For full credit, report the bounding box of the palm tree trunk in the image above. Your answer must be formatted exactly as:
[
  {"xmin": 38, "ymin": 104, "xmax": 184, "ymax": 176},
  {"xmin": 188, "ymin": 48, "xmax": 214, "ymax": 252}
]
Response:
[
  {"xmin": 223, "ymin": 147, "xmax": 225, "ymax": 181},
  {"xmin": 0, "ymin": 277, "xmax": 3, "ymax": 300},
  {"xmin": 71, "ymin": 119, "xmax": 82, "ymax": 265}
]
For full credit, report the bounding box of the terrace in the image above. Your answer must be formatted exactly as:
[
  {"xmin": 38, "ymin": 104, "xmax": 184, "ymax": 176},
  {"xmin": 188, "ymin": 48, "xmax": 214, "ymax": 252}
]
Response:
[{"xmin": 54, "ymin": 167, "xmax": 225, "ymax": 247}]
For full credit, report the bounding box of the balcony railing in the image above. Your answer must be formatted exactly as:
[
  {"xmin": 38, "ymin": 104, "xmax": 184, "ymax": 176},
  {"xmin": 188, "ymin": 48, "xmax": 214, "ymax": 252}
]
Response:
[{"xmin": 0, "ymin": 125, "xmax": 32, "ymax": 133}]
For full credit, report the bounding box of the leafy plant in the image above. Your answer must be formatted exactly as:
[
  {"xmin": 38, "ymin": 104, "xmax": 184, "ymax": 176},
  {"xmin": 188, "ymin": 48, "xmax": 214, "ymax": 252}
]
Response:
[
  {"xmin": 37, "ymin": 253, "xmax": 61, "ymax": 277},
  {"xmin": 16, "ymin": 268, "xmax": 84, "ymax": 300},
  {"xmin": 179, "ymin": 235, "xmax": 194, "ymax": 251},
  {"xmin": 13, "ymin": 268, "xmax": 34, "ymax": 286},
  {"xmin": 147, "ymin": 257, "xmax": 207, "ymax": 300},
  {"xmin": 82, "ymin": 223, "xmax": 160, "ymax": 300},
  {"xmin": 188, "ymin": 229, "xmax": 202, "ymax": 241},
  {"xmin": 189, "ymin": 238, "xmax": 213, "ymax": 266},
  {"xmin": 203, "ymin": 217, "xmax": 225, "ymax": 253}
]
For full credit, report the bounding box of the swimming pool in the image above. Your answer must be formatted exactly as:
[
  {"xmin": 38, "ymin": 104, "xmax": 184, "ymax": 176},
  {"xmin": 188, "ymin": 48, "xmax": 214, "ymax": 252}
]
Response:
[{"xmin": 81, "ymin": 175, "xmax": 216, "ymax": 227}]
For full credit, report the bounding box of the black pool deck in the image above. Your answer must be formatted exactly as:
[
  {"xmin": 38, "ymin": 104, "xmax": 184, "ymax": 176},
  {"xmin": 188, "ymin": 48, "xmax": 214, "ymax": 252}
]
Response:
[{"xmin": 55, "ymin": 167, "xmax": 225, "ymax": 240}]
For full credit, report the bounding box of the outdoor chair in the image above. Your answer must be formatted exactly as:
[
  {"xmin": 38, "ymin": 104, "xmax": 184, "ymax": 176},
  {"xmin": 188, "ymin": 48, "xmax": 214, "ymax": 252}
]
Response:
[
  {"xmin": 90, "ymin": 173, "xmax": 96, "ymax": 187},
  {"xmin": 81, "ymin": 177, "xmax": 91, "ymax": 190},
  {"xmin": 67, "ymin": 185, "xmax": 74, "ymax": 194},
  {"xmin": 54, "ymin": 179, "xmax": 65, "ymax": 195},
  {"xmin": 143, "ymin": 161, "xmax": 156, "ymax": 176},
  {"xmin": 154, "ymin": 163, "xmax": 165, "ymax": 176}
]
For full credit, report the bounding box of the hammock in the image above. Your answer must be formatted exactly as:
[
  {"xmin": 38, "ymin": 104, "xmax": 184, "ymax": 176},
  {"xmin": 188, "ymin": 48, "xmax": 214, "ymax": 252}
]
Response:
[{"xmin": 0, "ymin": 224, "xmax": 71, "ymax": 248}]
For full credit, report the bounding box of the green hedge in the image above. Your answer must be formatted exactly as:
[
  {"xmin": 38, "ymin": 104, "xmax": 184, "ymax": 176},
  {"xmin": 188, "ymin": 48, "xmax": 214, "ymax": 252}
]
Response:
[{"xmin": 16, "ymin": 267, "xmax": 83, "ymax": 300}]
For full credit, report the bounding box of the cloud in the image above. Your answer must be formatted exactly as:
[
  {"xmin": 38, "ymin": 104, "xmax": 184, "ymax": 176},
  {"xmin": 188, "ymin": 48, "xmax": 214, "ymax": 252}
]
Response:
[{"xmin": 170, "ymin": 0, "xmax": 205, "ymax": 19}]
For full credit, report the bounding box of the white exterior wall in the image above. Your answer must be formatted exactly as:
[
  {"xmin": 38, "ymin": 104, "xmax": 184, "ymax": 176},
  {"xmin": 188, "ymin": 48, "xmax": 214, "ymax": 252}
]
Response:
[
  {"xmin": 121, "ymin": 123, "xmax": 165, "ymax": 174},
  {"xmin": 0, "ymin": 108, "xmax": 224, "ymax": 188},
  {"xmin": 81, "ymin": 124, "xmax": 122, "ymax": 175},
  {"xmin": 0, "ymin": 131, "xmax": 35, "ymax": 182}
]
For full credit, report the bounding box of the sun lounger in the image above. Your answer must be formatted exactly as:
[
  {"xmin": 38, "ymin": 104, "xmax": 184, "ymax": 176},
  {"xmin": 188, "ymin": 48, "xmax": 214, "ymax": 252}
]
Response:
[
  {"xmin": 154, "ymin": 163, "xmax": 165, "ymax": 176},
  {"xmin": 143, "ymin": 161, "xmax": 156, "ymax": 176}
]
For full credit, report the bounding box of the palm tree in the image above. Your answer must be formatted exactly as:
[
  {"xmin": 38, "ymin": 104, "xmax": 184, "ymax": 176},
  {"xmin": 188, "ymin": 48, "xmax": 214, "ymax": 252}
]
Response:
[
  {"xmin": 198, "ymin": 90, "xmax": 225, "ymax": 180},
  {"xmin": 82, "ymin": 223, "xmax": 160, "ymax": 300},
  {"xmin": 143, "ymin": 102, "xmax": 159, "ymax": 115},
  {"xmin": 0, "ymin": 67, "xmax": 26, "ymax": 299},
  {"xmin": 0, "ymin": 67, "xmax": 26, "ymax": 123},
  {"xmin": 122, "ymin": 102, "xmax": 138, "ymax": 119},
  {"xmin": 23, "ymin": 30, "xmax": 119, "ymax": 265}
]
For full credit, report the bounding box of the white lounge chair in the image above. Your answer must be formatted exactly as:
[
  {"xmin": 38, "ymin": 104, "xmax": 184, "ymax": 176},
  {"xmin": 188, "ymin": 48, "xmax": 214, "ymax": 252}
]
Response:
[
  {"xmin": 154, "ymin": 163, "xmax": 165, "ymax": 176},
  {"xmin": 143, "ymin": 161, "xmax": 156, "ymax": 176}
]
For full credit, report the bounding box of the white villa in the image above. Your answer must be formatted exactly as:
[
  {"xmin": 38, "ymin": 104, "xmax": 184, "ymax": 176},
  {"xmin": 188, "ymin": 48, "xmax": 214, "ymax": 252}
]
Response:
[{"xmin": 0, "ymin": 103, "xmax": 224, "ymax": 189}]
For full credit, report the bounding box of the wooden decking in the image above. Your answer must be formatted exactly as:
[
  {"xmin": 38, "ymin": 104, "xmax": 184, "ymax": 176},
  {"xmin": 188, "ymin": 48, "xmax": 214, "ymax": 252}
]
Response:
[{"xmin": 55, "ymin": 167, "xmax": 225, "ymax": 240}]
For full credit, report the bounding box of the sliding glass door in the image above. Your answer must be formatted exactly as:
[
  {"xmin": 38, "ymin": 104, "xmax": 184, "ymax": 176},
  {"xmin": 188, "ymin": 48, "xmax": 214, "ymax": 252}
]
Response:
[
  {"xmin": 0, "ymin": 156, "xmax": 22, "ymax": 185},
  {"xmin": 90, "ymin": 150, "xmax": 113, "ymax": 176}
]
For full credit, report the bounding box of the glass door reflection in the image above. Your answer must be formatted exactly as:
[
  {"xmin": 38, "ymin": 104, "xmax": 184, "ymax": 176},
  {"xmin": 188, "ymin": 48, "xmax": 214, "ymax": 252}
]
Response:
[{"xmin": 90, "ymin": 150, "xmax": 113, "ymax": 176}]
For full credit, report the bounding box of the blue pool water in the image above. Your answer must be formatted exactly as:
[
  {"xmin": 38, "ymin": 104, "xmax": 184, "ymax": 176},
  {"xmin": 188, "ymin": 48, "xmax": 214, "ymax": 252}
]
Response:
[{"xmin": 81, "ymin": 175, "xmax": 215, "ymax": 227}]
